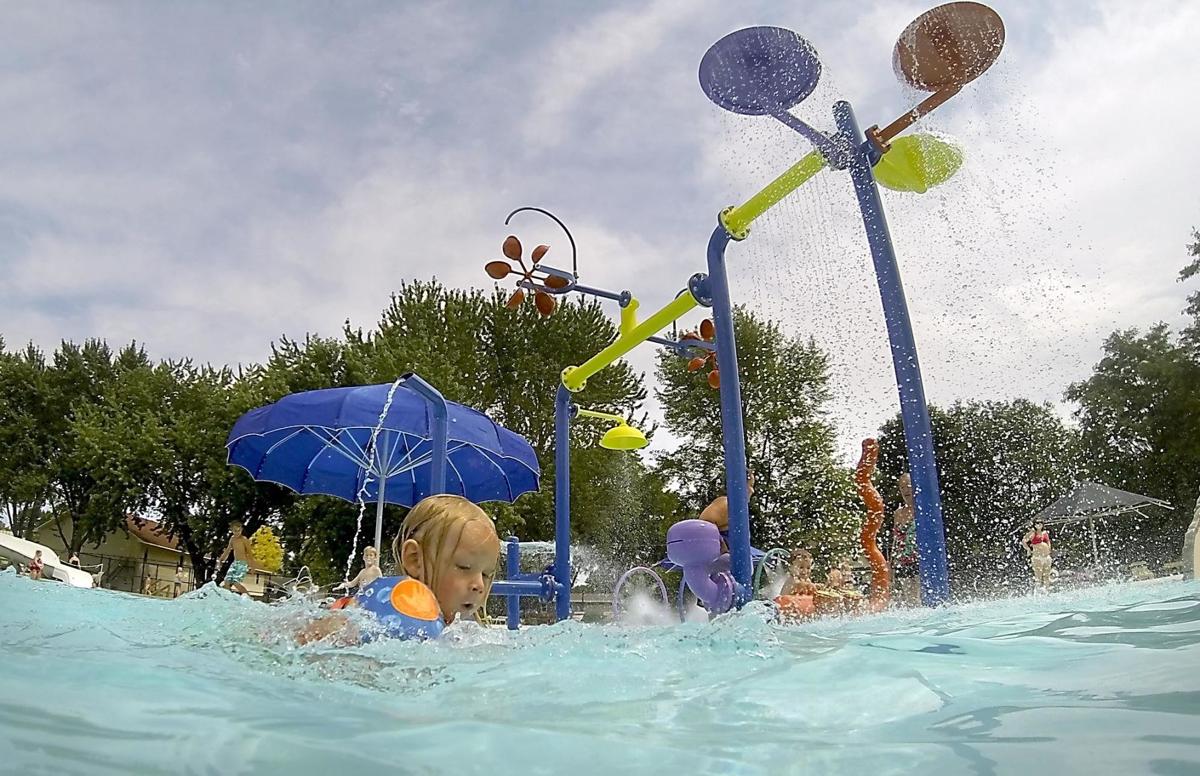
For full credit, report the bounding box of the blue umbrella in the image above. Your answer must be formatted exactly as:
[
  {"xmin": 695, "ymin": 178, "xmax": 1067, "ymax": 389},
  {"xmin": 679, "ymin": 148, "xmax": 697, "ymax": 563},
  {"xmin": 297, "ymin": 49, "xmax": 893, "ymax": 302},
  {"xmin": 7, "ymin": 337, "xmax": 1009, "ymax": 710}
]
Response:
[{"xmin": 226, "ymin": 374, "xmax": 540, "ymax": 550}]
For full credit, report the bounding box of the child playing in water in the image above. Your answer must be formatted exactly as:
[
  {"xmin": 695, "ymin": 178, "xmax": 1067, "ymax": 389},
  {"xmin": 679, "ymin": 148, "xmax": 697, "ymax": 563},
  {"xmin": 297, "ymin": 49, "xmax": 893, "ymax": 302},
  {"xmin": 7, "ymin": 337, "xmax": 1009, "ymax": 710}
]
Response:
[
  {"xmin": 836, "ymin": 557, "xmax": 861, "ymax": 593},
  {"xmin": 781, "ymin": 548, "xmax": 816, "ymax": 596},
  {"xmin": 217, "ymin": 520, "xmax": 256, "ymax": 595},
  {"xmin": 299, "ymin": 495, "xmax": 500, "ymax": 644},
  {"xmin": 28, "ymin": 549, "xmax": 44, "ymax": 581},
  {"xmin": 333, "ymin": 546, "xmax": 383, "ymax": 593},
  {"xmin": 698, "ymin": 472, "xmax": 755, "ymax": 554}
]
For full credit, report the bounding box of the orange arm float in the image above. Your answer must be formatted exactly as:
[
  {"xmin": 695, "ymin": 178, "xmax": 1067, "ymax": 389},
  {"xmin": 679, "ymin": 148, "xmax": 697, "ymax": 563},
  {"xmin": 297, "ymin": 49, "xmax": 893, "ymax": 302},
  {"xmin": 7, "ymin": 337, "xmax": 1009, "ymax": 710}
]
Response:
[{"xmin": 856, "ymin": 438, "xmax": 890, "ymax": 612}]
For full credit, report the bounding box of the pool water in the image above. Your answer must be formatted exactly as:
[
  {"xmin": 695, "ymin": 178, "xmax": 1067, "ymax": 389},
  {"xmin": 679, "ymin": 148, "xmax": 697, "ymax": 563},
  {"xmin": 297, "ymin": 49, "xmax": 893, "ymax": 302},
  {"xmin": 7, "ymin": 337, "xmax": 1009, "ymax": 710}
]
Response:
[{"xmin": 2, "ymin": 570, "xmax": 1199, "ymax": 775}]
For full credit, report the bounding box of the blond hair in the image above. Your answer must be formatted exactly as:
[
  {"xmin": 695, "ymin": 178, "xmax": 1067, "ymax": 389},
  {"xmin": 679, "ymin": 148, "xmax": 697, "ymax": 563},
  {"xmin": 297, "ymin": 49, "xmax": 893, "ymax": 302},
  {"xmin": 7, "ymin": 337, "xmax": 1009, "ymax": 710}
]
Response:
[{"xmin": 391, "ymin": 495, "xmax": 498, "ymax": 623}]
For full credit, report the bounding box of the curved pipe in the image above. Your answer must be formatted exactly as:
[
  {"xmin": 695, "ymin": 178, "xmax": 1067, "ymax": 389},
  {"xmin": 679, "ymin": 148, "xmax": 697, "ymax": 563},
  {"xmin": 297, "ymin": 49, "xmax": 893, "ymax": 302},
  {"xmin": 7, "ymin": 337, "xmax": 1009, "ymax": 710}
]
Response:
[
  {"xmin": 752, "ymin": 548, "xmax": 791, "ymax": 599},
  {"xmin": 399, "ymin": 373, "xmax": 447, "ymax": 496},
  {"xmin": 705, "ymin": 226, "xmax": 753, "ymax": 603},
  {"xmin": 505, "ymin": 206, "xmax": 578, "ymax": 278},
  {"xmin": 855, "ymin": 438, "xmax": 890, "ymax": 612},
  {"xmin": 770, "ymin": 111, "xmax": 849, "ymax": 166},
  {"xmin": 611, "ymin": 566, "xmax": 669, "ymax": 621},
  {"xmin": 834, "ymin": 101, "xmax": 950, "ymax": 605}
]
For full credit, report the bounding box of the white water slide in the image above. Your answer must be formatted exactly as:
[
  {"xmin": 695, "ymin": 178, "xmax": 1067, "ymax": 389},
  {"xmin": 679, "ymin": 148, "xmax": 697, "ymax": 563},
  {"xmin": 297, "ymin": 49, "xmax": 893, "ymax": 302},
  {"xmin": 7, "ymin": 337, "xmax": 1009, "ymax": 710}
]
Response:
[{"xmin": 0, "ymin": 533, "xmax": 95, "ymax": 588}]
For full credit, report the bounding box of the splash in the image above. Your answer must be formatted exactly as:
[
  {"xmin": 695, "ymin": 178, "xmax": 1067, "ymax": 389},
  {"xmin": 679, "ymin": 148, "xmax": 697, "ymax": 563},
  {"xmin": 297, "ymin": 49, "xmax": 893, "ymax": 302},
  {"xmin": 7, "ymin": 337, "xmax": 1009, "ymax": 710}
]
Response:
[{"xmin": 344, "ymin": 376, "xmax": 405, "ymax": 581}]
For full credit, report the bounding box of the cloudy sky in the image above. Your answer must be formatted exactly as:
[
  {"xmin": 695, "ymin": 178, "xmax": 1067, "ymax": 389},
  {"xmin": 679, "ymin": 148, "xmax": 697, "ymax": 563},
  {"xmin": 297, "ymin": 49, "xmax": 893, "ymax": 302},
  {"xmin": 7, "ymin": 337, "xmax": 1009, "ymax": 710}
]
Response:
[{"xmin": 1, "ymin": 0, "xmax": 1197, "ymax": 460}]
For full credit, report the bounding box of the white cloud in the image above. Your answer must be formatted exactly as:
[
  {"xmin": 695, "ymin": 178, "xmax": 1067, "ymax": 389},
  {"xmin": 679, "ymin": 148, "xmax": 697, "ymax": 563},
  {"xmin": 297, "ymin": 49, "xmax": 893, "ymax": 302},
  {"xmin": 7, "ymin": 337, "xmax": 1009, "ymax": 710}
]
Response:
[
  {"xmin": 0, "ymin": 0, "xmax": 1196, "ymax": 467},
  {"xmin": 520, "ymin": 0, "xmax": 696, "ymax": 148}
]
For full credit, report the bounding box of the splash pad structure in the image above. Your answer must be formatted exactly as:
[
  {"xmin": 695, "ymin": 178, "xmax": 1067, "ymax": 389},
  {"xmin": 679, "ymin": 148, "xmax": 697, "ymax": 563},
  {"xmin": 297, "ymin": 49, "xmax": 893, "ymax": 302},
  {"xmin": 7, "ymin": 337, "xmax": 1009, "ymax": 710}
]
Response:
[
  {"xmin": 493, "ymin": 2, "xmax": 1005, "ymax": 618},
  {"xmin": 695, "ymin": 2, "xmax": 1003, "ymax": 607}
]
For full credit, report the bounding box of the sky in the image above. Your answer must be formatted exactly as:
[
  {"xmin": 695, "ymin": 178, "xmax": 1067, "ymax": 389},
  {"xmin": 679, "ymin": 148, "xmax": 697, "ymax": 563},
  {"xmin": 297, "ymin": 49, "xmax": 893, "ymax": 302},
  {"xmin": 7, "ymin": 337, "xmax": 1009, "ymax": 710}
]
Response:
[{"xmin": 1, "ymin": 0, "xmax": 1197, "ymax": 461}]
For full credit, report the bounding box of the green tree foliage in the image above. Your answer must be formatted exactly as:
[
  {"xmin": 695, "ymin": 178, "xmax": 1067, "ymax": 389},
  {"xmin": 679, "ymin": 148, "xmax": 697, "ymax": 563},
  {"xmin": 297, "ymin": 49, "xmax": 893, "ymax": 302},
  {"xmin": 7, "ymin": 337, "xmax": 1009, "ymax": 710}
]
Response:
[
  {"xmin": 0, "ymin": 342, "xmax": 54, "ymax": 537},
  {"xmin": 1065, "ymin": 324, "xmax": 1200, "ymax": 557},
  {"xmin": 3, "ymin": 228, "xmax": 1198, "ymax": 600},
  {"xmin": 1180, "ymin": 229, "xmax": 1200, "ymax": 354},
  {"xmin": 149, "ymin": 363, "xmax": 295, "ymax": 583},
  {"xmin": 654, "ymin": 308, "xmax": 857, "ymax": 569},
  {"xmin": 876, "ymin": 400, "xmax": 1083, "ymax": 591},
  {"xmin": 482, "ymin": 288, "xmax": 649, "ymax": 547},
  {"xmin": 40, "ymin": 341, "xmax": 170, "ymax": 554},
  {"xmin": 250, "ymin": 525, "xmax": 284, "ymax": 572}
]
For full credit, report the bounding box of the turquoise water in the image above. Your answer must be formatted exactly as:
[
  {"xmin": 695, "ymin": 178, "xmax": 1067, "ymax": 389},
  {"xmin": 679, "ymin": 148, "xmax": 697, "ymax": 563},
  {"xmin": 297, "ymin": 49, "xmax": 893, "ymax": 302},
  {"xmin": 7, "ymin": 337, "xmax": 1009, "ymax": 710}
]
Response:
[{"xmin": 2, "ymin": 570, "xmax": 1199, "ymax": 775}]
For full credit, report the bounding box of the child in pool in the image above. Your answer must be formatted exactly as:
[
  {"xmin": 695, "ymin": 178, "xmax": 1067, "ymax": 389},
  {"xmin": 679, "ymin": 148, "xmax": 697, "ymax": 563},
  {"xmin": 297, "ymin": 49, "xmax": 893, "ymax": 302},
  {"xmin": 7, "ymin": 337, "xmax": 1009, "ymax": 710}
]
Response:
[
  {"xmin": 333, "ymin": 545, "xmax": 383, "ymax": 593},
  {"xmin": 299, "ymin": 495, "xmax": 499, "ymax": 644},
  {"xmin": 28, "ymin": 549, "xmax": 44, "ymax": 581},
  {"xmin": 217, "ymin": 520, "xmax": 257, "ymax": 595},
  {"xmin": 698, "ymin": 471, "xmax": 755, "ymax": 554},
  {"xmin": 781, "ymin": 548, "xmax": 817, "ymax": 596}
]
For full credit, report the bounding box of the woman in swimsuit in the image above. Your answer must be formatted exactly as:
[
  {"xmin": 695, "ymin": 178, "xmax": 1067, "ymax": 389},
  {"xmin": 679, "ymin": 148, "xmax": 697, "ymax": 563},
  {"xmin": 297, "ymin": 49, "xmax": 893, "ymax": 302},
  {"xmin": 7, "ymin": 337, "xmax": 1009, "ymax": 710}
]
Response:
[{"xmin": 1022, "ymin": 519, "xmax": 1052, "ymax": 589}]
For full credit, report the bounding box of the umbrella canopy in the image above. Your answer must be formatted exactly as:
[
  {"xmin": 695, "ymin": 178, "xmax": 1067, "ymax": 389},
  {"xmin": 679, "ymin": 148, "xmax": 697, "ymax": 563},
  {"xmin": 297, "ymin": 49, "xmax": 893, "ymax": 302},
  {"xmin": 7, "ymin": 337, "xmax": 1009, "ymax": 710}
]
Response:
[
  {"xmin": 1033, "ymin": 481, "xmax": 1172, "ymax": 566},
  {"xmin": 226, "ymin": 381, "xmax": 540, "ymax": 509},
  {"xmin": 1034, "ymin": 482, "xmax": 1171, "ymax": 525}
]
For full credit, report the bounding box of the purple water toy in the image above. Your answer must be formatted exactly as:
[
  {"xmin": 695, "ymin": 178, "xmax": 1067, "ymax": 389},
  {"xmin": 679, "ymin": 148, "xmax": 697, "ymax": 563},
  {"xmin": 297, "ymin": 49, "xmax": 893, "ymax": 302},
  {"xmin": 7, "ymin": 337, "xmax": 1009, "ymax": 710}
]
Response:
[{"xmin": 666, "ymin": 520, "xmax": 737, "ymax": 615}]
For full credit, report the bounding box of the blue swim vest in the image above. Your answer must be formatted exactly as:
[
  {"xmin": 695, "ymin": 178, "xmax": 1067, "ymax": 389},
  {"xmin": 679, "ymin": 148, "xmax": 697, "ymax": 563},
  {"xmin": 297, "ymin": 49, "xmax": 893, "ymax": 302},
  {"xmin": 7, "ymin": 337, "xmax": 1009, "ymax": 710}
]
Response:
[{"xmin": 354, "ymin": 576, "xmax": 445, "ymax": 641}]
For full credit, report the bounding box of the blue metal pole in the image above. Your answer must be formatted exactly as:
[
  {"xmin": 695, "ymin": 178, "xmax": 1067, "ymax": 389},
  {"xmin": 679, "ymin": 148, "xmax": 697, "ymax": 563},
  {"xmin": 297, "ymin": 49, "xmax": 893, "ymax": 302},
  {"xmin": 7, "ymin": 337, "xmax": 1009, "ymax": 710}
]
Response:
[
  {"xmin": 505, "ymin": 536, "xmax": 520, "ymax": 630},
  {"xmin": 705, "ymin": 226, "xmax": 752, "ymax": 603},
  {"xmin": 490, "ymin": 579, "xmax": 546, "ymax": 596},
  {"xmin": 400, "ymin": 373, "xmax": 448, "ymax": 496},
  {"xmin": 833, "ymin": 100, "xmax": 950, "ymax": 605},
  {"xmin": 553, "ymin": 383, "xmax": 572, "ymax": 621}
]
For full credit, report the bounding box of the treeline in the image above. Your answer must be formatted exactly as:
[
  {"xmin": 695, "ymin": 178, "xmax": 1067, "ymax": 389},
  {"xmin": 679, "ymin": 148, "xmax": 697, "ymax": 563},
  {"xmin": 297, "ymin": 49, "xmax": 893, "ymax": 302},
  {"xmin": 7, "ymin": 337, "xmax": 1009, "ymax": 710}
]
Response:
[
  {"xmin": 0, "ymin": 282, "xmax": 663, "ymax": 584},
  {"xmin": 1, "ymin": 233, "xmax": 1197, "ymax": 590},
  {"xmin": 875, "ymin": 232, "xmax": 1200, "ymax": 586}
]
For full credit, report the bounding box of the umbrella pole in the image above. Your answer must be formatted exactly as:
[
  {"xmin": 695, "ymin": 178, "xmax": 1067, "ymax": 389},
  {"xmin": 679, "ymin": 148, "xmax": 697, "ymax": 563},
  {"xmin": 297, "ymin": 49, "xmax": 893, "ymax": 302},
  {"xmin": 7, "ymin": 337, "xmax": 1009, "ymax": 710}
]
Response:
[
  {"xmin": 375, "ymin": 475, "xmax": 387, "ymax": 554},
  {"xmin": 1089, "ymin": 515, "xmax": 1099, "ymax": 566},
  {"xmin": 400, "ymin": 373, "xmax": 448, "ymax": 494}
]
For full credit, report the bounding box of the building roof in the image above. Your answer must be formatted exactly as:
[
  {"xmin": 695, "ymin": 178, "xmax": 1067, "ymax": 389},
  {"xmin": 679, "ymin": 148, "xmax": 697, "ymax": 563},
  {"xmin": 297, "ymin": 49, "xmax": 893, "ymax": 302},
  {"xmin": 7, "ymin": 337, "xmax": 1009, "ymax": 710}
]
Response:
[{"xmin": 125, "ymin": 516, "xmax": 181, "ymax": 552}]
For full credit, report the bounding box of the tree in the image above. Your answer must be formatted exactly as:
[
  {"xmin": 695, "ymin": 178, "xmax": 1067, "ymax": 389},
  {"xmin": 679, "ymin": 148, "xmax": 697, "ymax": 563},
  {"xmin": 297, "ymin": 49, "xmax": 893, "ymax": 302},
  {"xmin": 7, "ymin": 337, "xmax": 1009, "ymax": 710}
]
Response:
[
  {"xmin": 1180, "ymin": 229, "xmax": 1200, "ymax": 354},
  {"xmin": 150, "ymin": 362, "xmax": 297, "ymax": 584},
  {"xmin": 345, "ymin": 281, "xmax": 652, "ymax": 543},
  {"xmin": 43, "ymin": 341, "xmax": 167, "ymax": 555},
  {"xmin": 654, "ymin": 308, "xmax": 858, "ymax": 570},
  {"xmin": 343, "ymin": 281, "xmax": 493, "ymax": 405},
  {"xmin": 590, "ymin": 458, "xmax": 681, "ymax": 572},
  {"xmin": 250, "ymin": 525, "xmax": 284, "ymax": 572},
  {"xmin": 876, "ymin": 400, "xmax": 1083, "ymax": 592},
  {"xmin": 1066, "ymin": 325, "xmax": 1200, "ymax": 558},
  {"xmin": 0, "ymin": 342, "xmax": 54, "ymax": 537},
  {"xmin": 482, "ymin": 288, "xmax": 649, "ymax": 547}
]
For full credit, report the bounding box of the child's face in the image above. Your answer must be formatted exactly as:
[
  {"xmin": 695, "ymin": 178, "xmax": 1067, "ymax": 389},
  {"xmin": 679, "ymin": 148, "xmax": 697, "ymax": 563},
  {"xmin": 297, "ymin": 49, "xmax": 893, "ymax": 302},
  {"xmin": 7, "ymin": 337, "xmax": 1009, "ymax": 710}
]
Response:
[
  {"xmin": 230, "ymin": 523, "xmax": 243, "ymax": 537},
  {"xmin": 790, "ymin": 554, "xmax": 812, "ymax": 577},
  {"xmin": 364, "ymin": 548, "xmax": 379, "ymax": 565},
  {"xmin": 433, "ymin": 521, "xmax": 499, "ymax": 624}
]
